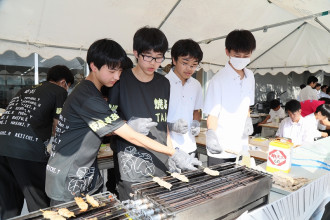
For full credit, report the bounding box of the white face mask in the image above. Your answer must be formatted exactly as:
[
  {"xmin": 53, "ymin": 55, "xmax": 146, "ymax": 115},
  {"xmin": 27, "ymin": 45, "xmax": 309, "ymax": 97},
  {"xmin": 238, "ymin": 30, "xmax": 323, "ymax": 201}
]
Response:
[{"xmin": 230, "ymin": 57, "xmax": 250, "ymax": 70}]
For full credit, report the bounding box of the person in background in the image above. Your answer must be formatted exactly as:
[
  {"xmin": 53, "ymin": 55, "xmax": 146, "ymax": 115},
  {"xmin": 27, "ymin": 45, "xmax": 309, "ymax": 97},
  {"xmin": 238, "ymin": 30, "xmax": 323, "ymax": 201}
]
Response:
[
  {"xmin": 319, "ymin": 85, "xmax": 329, "ymax": 98},
  {"xmin": 326, "ymin": 87, "xmax": 330, "ymax": 99},
  {"xmin": 203, "ymin": 29, "xmax": 256, "ymax": 166},
  {"xmin": 297, "ymin": 84, "xmax": 306, "ymax": 101},
  {"xmin": 108, "ymin": 27, "xmax": 201, "ymax": 201},
  {"xmin": 252, "ymin": 99, "xmax": 285, "ymax": 135},
  {"xmin": 0, "ymin": 65, "xmax": 74, "ymax": 219},
  {"xmin": 165, "ymin": 39, "xmax": 204, "ymax": 157},
  {"xmin": 315, "ymin": 83, "xmax": 321, "ymax": 98},
  {"xmin": 276, "ymin": 99, "xmax": 309, "ymax": 146},
  {"xmin": 303, "ymin": 104, "xmax": 330, "ymax": 140},
  {"xmin": 298, "ymin": 76, "xmax": 318, "ymax": 101}
]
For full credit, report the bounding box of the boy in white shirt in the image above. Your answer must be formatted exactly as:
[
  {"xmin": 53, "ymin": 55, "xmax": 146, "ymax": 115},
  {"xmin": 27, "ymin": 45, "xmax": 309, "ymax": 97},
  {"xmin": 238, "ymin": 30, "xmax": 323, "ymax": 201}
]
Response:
[
  {"xmin": 204, "ymin": 29, "xmax": 256, "ymax": 166},
  {"xmin": 166, "ymin": 39, "xmax": 204, "ymax": 156},
  {"xmin": 253, "ymin": 99, "xmax": 285, "ymax": 135},
  {"xmin": 304, "ymin": 104, "xmax": 330, "ymax": 140},
  {"xmin": 298, "ymin": 76, "xmax": 319, "ymax": 101},
  {"xmin": 276, "ymin": 100, "xmax": 309, "ymax": 146}
]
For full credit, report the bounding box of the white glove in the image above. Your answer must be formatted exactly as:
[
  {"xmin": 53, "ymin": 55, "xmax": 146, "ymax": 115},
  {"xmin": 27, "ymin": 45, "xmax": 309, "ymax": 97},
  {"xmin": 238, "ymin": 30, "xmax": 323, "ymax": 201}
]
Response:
[
  {"xmin": 127, "ymin": 117, "xmax": 158, "ymax": 135},
  {"xmin": 168, "ymin": 119, "xmax": 188, "ymax": 134},
  {"xmin": 190, "ymin": 120, "xmax": 200, "ymax": 136}
]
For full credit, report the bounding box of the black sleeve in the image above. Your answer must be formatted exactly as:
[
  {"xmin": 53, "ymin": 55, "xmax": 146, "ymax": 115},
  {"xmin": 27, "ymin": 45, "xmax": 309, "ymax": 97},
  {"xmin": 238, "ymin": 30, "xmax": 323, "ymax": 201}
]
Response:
[
  {"xmin": 107, "ymin": 81, "xmax": 121, "ymax": 113},
  {"xmin": 53, "ymin": 89, "xmax": 68, "ymax": 119},
  {"xmin": 80, "ymin": 96, "xmax": 125, "ymax": 137}
]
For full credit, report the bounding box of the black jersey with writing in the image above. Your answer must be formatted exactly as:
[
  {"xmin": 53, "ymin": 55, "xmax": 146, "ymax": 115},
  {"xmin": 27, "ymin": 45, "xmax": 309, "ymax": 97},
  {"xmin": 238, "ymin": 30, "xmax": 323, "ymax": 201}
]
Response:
[
  {"xmin": 0, "ymin": 81, "xmax": 67, "ymax": 162},
  {"xmin": 108, "ymin": 69, "xmax": 170, "ymax": 182},
  {"xmin": 45, "ymin": 80, "xmax": 124, "ymax": 201}
]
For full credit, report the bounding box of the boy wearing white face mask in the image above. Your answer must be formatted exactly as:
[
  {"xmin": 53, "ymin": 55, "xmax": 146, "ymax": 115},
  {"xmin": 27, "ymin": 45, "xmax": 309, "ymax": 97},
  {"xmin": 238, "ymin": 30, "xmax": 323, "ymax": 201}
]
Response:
[{"xmin": 204, "ymin": 29, "xmax": 256, "ymax": 166}]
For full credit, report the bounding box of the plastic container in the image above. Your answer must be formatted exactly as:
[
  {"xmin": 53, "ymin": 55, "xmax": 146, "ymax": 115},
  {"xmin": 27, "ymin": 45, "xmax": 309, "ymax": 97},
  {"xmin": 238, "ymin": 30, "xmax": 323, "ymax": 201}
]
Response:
[{"xmin": 266, "ymin": 139, "xmax": 294, "ymax": 173}]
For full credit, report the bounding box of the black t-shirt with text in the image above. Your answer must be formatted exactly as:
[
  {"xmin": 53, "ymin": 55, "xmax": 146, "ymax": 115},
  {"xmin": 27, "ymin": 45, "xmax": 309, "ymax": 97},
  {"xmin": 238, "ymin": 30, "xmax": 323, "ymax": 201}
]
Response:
[
  {"xmin": 45, "ymin": 80, "xmax": 124, "ymax": 201},
  {"xmin": 0, "ymin": 81, "xmax": 67, "ymax": 162},
  {"xmin": 108, "ymin": 69, "xmax": 170, "ymax": 183}
]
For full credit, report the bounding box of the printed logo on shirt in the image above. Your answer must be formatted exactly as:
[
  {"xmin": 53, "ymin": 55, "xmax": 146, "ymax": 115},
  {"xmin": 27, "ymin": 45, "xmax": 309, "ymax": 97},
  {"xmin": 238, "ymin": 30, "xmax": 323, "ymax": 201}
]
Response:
[
  {"xmin": 56, "ymin": 108, "xmax": 62, "ymax": 114},
  {"xmin": 89, "ymin": 113, "xmax": 120, "ymax": 132},
  {"xmin": 154, "ymin": 98, "xmax": 167, "ymax": 122},
  {"xmin": 109, "ymin": 104, "xmax": 118, "ymax": 112},
  {"xmin": 67, "ymin": 167, "xmax": 95, "ymax": 196},
  {"xmin": 120, "ymin": 146, "xmax": 155, "ymax": 177}
]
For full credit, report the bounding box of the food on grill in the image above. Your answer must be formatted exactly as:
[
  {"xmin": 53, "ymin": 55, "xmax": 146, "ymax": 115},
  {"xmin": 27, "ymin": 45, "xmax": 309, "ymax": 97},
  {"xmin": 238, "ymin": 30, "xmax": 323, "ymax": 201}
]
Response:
[
  {"xmin": 58, "ymin": 208, "xmax": 75, "ymax": 218},
  {"xmin": 41, "ymin": 210, "xmax": 65, "ymax": 220},
  {"xmin": 152, "ymin": 177, "xmax": 172, "ymax": 189},
  {"xmin": 86, "ymin": 194, "xmax": 100, "ymax": 207},
  {"xmin": 203, "ymin": 167, "xmax": 219, "ymax": 176},
  {"xmin": 75, "ymin": 197, "xmax": 88, "ymax": 211},
  {"xmin": 170, "ymin": 172, "xmax": 189, "ymax": 182}
]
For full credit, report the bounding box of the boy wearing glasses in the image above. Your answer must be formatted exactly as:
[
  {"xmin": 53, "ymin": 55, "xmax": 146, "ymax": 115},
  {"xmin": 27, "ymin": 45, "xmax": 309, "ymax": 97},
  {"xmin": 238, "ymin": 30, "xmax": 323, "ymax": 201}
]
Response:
[
  {"xmin": 165, "ymin": 39, "xmax": 203, "ymax": 157},
  {"xmin": 45, "ymin": 39, "xmax": 199, "ymax": 205},
  {"xmin": 108, "ymin": 27, "xmax": 201, "ymax": 200},
  {"xmin": 204, "ymin": 29, "xmax": 256, "ymax": 166}
]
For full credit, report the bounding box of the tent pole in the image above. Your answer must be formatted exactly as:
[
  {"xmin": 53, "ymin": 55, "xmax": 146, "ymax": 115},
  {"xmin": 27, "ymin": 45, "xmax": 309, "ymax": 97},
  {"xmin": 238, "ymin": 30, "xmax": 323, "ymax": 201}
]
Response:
[
  {"xmin": 314, "ymin": 18, "xmax": 330, "ymax": 33},
  {"xmin": 249, "ymin": 22, "xmax": 307, "ymax": 66},
  {"xmin": 34, "ymin": 53, "xmax": 38, "ymax": 85},
  {"xmin": 197, "ymin": 10, "xmax": 330, "ymax": 44},
  {"xmin": 158, "ymin": 0, "xmax": 182, "ymax": 29}
]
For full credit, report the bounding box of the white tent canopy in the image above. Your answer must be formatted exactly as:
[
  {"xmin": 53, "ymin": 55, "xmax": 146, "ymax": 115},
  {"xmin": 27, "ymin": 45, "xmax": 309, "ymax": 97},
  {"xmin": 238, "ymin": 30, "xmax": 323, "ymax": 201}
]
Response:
[{"xmin": 0, "ymin": 0, "xmax": 329, "ymax": 75}]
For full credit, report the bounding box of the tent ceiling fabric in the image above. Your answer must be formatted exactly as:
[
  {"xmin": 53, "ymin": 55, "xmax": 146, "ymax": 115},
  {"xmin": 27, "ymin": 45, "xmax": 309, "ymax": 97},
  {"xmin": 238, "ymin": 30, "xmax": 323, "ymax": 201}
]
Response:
[{"xmin": 0, "ymin": 0, "xmax": 329, "ymax": 75}]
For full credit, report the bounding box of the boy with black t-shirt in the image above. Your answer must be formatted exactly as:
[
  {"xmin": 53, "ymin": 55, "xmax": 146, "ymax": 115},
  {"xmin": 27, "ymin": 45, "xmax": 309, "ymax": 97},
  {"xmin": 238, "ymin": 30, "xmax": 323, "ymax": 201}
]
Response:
[
  {"xmin": 46, "ymin": 38, "xmax": 199, "ymax": 205},
  {"xmin": 0, "ymin": 65, "xmax": 74, "ymax": 219},
  {"xmin": 108, "ymin": 27, "xmax": 201, "ymax": 201}
]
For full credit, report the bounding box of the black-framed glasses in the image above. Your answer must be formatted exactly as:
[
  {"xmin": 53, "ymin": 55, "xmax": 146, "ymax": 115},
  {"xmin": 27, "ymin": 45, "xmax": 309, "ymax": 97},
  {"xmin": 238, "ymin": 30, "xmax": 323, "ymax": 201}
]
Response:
[
  {"xmin": 140, "ymin": 54, "xmax": 165, "ymax": 63},
  {"xmin": 178, "ymin": 60, "xmax": 201, "ymax": 71}
]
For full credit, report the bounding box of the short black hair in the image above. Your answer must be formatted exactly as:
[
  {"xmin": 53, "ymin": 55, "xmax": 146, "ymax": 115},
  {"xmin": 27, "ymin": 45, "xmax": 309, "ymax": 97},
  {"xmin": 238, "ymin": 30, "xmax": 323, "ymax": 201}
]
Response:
[
  {"xmin": 315, "ymin": 83, "xmax": 321, "ymax": 88},
  {"xmin": 307, "ymin": 76, "xmax": 318, "ymax": 85},
  {"xmin": 225, "ymin": 29, "xmax": 256, "ymax": 53},
  {"xmin": 285, "ymin": 99, "xmax": 301, "ymax": 113},
  {"xmin": 123, "ymin": 56, "xmax": 134, "ymax": 70},
  {"xmin": 47, "ymin": 65, "xmax": 74, "ymax": 85},
  {"xmin": 319, "ymin": 98, "xmax": 330, "ymax": 104},
  {"xmin": 270, "ymin": 99, "xmax": 280, "ymax": 110},
  {"xmin": 171, "ymin": 39, "xmax": 203, "ymax": 64},
  {"xmin": 315, "ymin": 104, "xmax": 330, "ymax": 119},
  {"xmin": 87, "ymin": 39, "xmax": 127, "ymax": 72},
  {"xmin": 321, "ymin": 85, "xmax": 328, "ymax": 90},
  {"xmin": 300, "ymin": 84, "xmax": 306, "ymax": 89},
  {"xmin": 327, "ymin": 87, "xmax": 330, "ymax": 94},
  {"xmin": 133, "ymin": 26, "xmax": 168, "ymax": 55}
]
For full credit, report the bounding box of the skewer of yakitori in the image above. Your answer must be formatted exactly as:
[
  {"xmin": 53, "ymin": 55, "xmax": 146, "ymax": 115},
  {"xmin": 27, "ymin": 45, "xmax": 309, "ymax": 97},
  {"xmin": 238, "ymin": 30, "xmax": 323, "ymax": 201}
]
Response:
[
  {"xmin": 167, "ymin": 171, "xmax": 189, "ymax": 182},
  {"xmin": 86, "ymin": 194, "xmax": 100, "ymax": 207},
  {"xmin": 149, "ymin": 174, "xmax": 172, "ymax": 190},
  {"xmin": 58, "ymin": 208, "xmax": 75, "ymax": 218},
  {"xmin": 75, "ymin": 197, "xmax": 88, "ymax": 211}
]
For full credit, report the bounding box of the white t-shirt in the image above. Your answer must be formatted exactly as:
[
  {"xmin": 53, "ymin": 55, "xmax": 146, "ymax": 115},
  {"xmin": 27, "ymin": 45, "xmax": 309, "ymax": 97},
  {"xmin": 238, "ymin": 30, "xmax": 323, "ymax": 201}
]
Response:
[
  {"xmin": 298, "ymin": 85, "xmax": 318, "ymax": 101},
  {"xmin": 304, "ymin": 113, "xmax": 322, "ymax": 139},
  {"xmin": 275, "ymin": 116, "xmax": 311, "ymax": 145},
  {"xmin": 267, "ymin": 107, "xmax": 286, "ymax": 122},
  {"xmin": 204, "ymin": 63, "xmax": 255, "ymax": 158},
  {"xmin": 166, "ymin": 69, "xmax": 203, "ymax": 153}
]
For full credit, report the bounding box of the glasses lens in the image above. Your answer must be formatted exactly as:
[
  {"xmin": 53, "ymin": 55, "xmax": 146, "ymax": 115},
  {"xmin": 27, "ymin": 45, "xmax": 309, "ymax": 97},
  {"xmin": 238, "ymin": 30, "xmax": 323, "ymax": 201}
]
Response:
[
  {"xmin": 155, "ymin": 57, "xmax": 164, "ymax": 63},
  {"xmin": 142, "ymin": 55, "xmax": 152, "ymax": 62}
]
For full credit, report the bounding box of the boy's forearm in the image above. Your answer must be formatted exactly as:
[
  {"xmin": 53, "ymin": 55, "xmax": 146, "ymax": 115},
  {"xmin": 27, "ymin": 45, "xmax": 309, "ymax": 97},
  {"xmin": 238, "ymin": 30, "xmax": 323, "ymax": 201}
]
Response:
[
  {"xmin": 114, "ymin": 124, "xmax": 175, "ymax": 156},
  {"xmin": 207, "ymin": 115, "xmax": 218, "ymax": 130}
]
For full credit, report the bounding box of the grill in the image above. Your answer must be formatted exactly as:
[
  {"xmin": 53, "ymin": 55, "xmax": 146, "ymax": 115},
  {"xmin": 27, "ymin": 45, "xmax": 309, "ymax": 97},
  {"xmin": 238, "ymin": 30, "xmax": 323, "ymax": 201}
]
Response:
[
  {"xmin": 128, "ymin": 162, "xmax": 272, "ymax": 220},
  {"xmin": 10, "ymin": 192, "xmax": 135, "ymax": 220}
]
